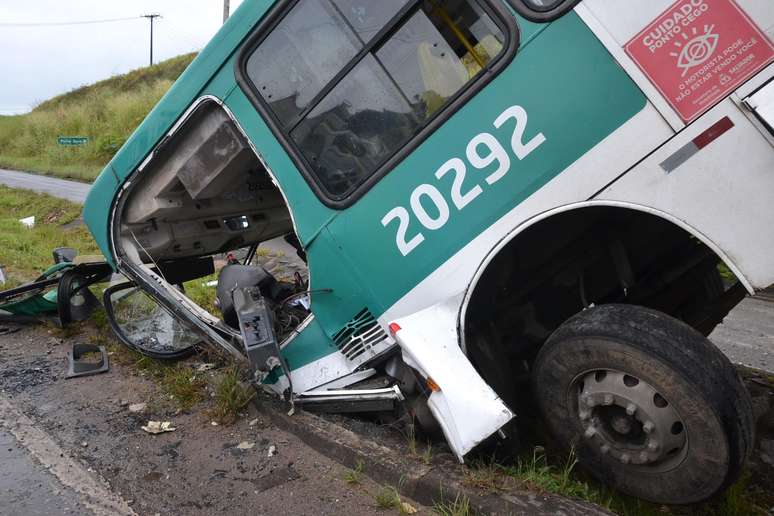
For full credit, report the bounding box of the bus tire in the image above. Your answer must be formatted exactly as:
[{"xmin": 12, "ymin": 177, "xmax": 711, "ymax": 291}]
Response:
[{"xmin": 531, "ymin": 304, "xmax": 754, "ymax": 504}]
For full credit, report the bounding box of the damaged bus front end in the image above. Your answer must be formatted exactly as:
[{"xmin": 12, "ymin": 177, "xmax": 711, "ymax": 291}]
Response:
[{"xmin": 85, "ymin": 0, "xmax": 774, "ymax": 504}]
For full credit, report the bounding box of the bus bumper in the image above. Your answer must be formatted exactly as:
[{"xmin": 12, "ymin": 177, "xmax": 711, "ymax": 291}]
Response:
[{"xmin": 388, "ymin": 302, "xmax": 514, "ymax": 462}]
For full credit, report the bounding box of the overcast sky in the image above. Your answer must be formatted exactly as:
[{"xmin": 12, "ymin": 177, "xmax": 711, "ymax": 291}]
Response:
[{"xmin": 0, "ymin": 1, "xmax": 245, "ymax": 115}]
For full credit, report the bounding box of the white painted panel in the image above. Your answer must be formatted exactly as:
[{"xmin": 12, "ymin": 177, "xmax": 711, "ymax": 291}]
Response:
[
  {"xmin": 737, "ymin": 0, "xmax": 774, "ymax": 38},
  {"xmin": 600, "ymin": 97, "xmax": 774, "ymax": 289}
]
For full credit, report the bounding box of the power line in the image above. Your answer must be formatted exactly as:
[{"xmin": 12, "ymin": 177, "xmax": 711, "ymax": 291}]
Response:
[{"xmin": 0, "ymin": 16, "xmax": 142, "ymax": 28}]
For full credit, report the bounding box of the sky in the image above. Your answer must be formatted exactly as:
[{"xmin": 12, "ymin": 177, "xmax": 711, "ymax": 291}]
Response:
[{"xmin": 0, "ymin": 0, "xmax": 245, "ymax": 115}]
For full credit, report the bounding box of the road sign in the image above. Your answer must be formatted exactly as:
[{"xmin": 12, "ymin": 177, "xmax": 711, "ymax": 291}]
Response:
[{"xmin": 57, "ymin": 136, "xmax": 89, "ymax": 146}]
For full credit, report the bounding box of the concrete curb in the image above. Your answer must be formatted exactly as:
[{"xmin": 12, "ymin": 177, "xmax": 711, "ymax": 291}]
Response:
[{"xmin": 255, "ymin": 398, "xmax": 612, "ymax": 515}]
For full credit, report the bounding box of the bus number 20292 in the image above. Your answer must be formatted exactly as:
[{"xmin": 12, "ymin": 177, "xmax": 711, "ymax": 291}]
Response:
[{"xmin": 381, "ymin": 105, "xmax": 546, "ymax": 257}]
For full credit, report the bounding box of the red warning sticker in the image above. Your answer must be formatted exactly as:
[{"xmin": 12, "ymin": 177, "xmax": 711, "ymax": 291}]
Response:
[{"xmin": 625, "ymin": 0, "xmax": 774, "ymax": 122}]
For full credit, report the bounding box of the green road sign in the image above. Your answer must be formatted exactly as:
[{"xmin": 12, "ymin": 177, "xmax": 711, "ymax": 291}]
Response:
[{"xmin": 58, "ymin": 136, "xmax": 89, "ymax": 146}]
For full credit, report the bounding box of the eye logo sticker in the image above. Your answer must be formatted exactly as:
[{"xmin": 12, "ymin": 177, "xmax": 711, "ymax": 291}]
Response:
[
  {"xmin": 625, "ymin": 0, "xmax": 774, "ymax": 122},
  {"xmin": 670, "ymin": 25, "xmax": 719, "ymax": 76}
]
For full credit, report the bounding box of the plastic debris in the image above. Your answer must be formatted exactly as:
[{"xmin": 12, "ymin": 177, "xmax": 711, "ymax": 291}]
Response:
[
  {"xmin": 18, "ymin": 216, "xmax": 35, "ymax": 228},
  {"xmin": 66, "ymin": 344, "xmax": 109, "ymax": 379},
  {"xmin": 195, "ymin": 363, "xmax": 217, "ymax": 372},
  {"xmin": 128, "ymin": 403, "xmax": 147, "ymax": 413},
  {"xmin": 210, "ymin": 421, "xmax": 219, "ymax": 426},
  {"xmin": 267, "ymin": 444, "xmax": 277, "ymax": 457},
  {"xmin": 400, "ymin": 502, "xmax": 418, "ymax": 514},
  {"xmin": 237, "ymin": 441, "xmax": 255, "ymax": 450},
  {"xmin": 141, "ymin": 421, "xmax": 176, "ymax": 434},
  {"xmin": 248, "ymin": 418, "xmax": 259, "ymax": 426}
]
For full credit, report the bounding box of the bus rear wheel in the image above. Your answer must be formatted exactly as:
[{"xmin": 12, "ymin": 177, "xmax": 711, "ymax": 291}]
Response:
[{"xmin": 531, "ymin": 304, "xmax": 754, "ymax": 504}]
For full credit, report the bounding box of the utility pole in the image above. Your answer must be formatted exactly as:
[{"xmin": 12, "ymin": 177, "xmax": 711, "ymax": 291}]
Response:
[
  {"xmin": 142, "ymin": 14, "xmax": 161, "ymax": 66},
  {"xmin": 223, "ymin": 0, "xmax": 230, "ymax": 24}
]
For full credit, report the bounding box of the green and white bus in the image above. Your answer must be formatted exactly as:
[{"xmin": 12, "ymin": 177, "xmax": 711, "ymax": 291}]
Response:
[{"xmin": 84, "ymin": 0, "xmax": 774, "ymax": 503}]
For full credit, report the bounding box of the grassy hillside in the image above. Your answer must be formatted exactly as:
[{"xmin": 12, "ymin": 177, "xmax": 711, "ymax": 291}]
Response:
[
  {"xmin": 0, "ymin": 185, "xmax": 99, "ymax": 288},
  {"xmin": 0, "ymin": 53, "xmax": 195, "ymax": 182}
]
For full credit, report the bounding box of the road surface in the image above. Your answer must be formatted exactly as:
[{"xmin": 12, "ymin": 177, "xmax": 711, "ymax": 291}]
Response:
[
  {"xmin": 0, "ymin": 428, "xmax": 89, "ymax": 515},
  {"xmin": 0, "ymin": 168, "xmax": 90, "ymax": 203}
]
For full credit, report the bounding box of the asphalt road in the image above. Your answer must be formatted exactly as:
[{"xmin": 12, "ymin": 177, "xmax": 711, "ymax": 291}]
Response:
[
  {"xmin": 1, "ymin": 168, "xmax": 773, "ymax": 371},
  {"xmin": 0, "ymin": 168, "xmax": 90, "ymax": 203},
  {"xmin": 0, "ymin": 428, "xmax": 89, "ymax": 515}
]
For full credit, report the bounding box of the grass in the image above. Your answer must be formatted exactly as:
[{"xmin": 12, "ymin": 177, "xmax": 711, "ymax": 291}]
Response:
[
  {"xmin": 433, "ymin": 494, "xmax": 472, "ymax": 516},
  {"xmin": 375, "ymin": 486, "xmax": 403, "ymax": 510},
  {"xmin": 344, "ymin": 460, "xmax": 365, "ymax": 485},
  {"xmin": 405, "ymin": 417, "xmax": 433, "ymax": 465},
  {"xmin": 106, "ymin": 338, "xmax": 207, "ymax": 411},
  {"xmin": 462, "ymin": 446, "xmax": 769, "ymax": 516},
  {"xmin": 0, "ymin": 185, "xmax": 99, "ymax": 288},
  {"xmin": 183, "ymin": 273, "xmax": 220, "ymax": 316},
  {"xmin": 210, "ymin": 365, "xmax": 255, "ymax": 425},
  {"xmin": 0, "ymin": 53, "xmax": 195, "ymax": 182}
]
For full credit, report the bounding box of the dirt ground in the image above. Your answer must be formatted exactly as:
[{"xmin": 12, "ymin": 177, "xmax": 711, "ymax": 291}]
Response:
[
  {"xmin": 0, "ymin": 324, "xmax": 428, "ymax": 516},
  {"xmin": 1, "ymin": 317, "xmax": 774, "ymax": 515}
]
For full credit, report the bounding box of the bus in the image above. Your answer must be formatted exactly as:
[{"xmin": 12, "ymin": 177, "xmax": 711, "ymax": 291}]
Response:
[{"xmin": 84, "ymin": 0, "xmax": 774, "ymax": 503}]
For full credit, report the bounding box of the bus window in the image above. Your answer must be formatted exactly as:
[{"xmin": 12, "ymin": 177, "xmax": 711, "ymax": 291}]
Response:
[
  {"xmin": 245, "ymin": 0, "xmax": 363, "ymax": 127},
  {"xmin": 241, "ymin": 0, "xmax": 511, "ymax": 202}
]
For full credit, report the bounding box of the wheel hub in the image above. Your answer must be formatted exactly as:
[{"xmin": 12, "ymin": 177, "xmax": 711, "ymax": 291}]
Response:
[{"xmin": 576, "ymin": 370, "xmax": 686, "ymax": 468}]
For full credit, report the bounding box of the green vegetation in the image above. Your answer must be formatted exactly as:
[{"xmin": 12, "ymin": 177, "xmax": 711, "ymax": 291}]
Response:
[
  {"xmin": 0, "ymin": 53, "xmax": 195, "ymax": 182},
  {"xmin": 344, "ymin": 460, "xmax": 365, "ymax": 485},
  {"xmin": 0, "ymin": 185, "xmax": 99, "ymax": 288},
  {"xmin": 105, "ymin": 337, "xmax": 207, "ymax": 411},
  {"xmin": 183, "ymin": 273, "xmax": 220, "ymax": 315},
  {"xmin": 433, "ymin": 494, "xmax": 472, "ymax": 516},
  {"xmin": 375, "ymin": 486, "xmax": 403, "ymax": 510},
  {"xmin": 463, "ymin": 447, "xmax": 769, "ymax": 516},
  {"xmin": 211, "ymin": 365, "xmax": 255, "ymax": 425}
]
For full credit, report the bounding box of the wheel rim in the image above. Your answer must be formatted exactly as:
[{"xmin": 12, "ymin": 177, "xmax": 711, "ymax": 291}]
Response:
[{"xmin": 574, "ymin": 369, "xmax": 687, "ymax": 471}]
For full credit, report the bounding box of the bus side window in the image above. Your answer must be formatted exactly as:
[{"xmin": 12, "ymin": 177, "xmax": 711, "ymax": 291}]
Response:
[
  {"xmin": 505, "ymin": 0, "xmax": 580, "ymax": 22},
  {"xmin": 239, "ymin": 0, "xmax": 515, "ymax": 204}
]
